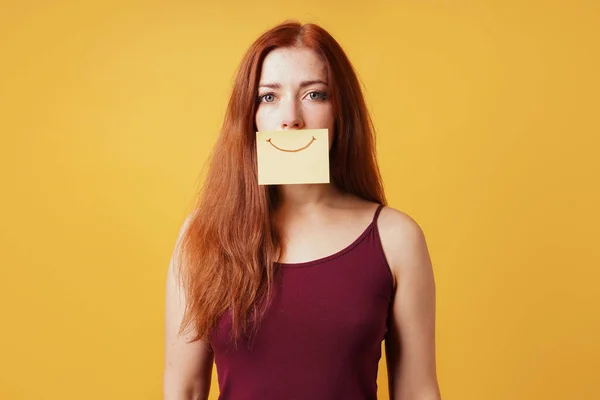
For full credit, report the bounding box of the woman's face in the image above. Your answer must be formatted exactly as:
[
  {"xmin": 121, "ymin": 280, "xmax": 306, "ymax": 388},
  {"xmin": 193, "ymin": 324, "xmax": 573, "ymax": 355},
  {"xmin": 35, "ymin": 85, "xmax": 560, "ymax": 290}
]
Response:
[{"xmin": 255, "ymin": 47, "xmax": 335, "ymax": 149}]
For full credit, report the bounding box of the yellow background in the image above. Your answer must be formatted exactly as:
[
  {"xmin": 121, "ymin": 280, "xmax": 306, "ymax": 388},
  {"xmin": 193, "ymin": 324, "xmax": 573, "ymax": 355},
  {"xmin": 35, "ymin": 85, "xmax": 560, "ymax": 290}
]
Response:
[{"xmin": 1, "ymin": 1, "xmax": 598, "ymax": 399}]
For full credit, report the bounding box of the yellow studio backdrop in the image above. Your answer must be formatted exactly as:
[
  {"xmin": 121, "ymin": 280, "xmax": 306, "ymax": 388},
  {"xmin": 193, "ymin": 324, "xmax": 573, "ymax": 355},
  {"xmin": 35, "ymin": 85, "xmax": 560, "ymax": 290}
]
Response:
[{"xmin": 1, "ymin": 1, "xmax": 598, "ymax": 399}]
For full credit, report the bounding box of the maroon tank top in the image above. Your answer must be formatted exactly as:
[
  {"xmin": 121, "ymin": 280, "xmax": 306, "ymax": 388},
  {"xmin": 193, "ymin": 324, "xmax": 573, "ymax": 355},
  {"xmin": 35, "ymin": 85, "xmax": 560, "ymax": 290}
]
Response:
[{"xmin": 210, "ymin": 204, "xmax": 394, "ymax": 399}]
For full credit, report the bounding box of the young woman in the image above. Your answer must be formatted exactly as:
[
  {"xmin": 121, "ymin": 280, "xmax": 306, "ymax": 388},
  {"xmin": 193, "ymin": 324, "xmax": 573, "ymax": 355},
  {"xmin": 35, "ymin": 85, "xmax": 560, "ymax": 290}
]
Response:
[{"xmin": 164, "ymin": 21, "xmax": 440, "ymax": 400}]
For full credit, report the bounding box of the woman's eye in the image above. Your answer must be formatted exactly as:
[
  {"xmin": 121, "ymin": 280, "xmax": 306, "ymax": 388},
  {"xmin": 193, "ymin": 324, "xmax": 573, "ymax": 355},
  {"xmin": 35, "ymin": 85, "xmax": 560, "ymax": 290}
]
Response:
[
  {"xmin": 308, "ymin": 91, "xmax": 327, "ymax": 101},
  {"xmin": 259, "ymin": 94, "xmax": 275, "ymax": 103}
]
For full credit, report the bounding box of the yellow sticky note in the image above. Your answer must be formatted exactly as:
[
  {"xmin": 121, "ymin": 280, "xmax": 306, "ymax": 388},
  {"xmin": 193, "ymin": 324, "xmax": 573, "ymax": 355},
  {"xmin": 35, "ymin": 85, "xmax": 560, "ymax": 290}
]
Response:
[{"xmin": 256, "ymin": 129, "xmax": 330, "ymax": 185}]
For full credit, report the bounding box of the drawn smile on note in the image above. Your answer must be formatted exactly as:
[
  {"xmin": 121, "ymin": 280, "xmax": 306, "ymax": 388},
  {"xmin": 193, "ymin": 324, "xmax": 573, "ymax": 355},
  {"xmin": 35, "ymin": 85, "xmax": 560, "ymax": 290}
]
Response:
[{"xmin": 266, "ymin": 136, "xmax": 317, "ymax": 153}]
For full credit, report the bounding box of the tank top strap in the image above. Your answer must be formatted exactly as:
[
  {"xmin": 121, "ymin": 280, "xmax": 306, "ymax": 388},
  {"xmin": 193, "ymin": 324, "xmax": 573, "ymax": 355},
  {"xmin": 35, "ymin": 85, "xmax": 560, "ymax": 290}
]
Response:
[{"xmin": 372, "ymin": 204, "xmax": 385, "ymax": 224}]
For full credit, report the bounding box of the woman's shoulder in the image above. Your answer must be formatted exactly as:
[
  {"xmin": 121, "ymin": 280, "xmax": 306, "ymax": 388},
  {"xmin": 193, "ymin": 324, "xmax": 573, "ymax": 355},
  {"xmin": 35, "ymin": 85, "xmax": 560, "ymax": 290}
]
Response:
[
  {"xmin": 378, "ymin": 205, "xmax": 424, "ymax": 237},
  {"xmin": 339, "ymin": 195, "xmax": 420, "ymax": 231},
  {"xmin": 376, "ymin": 205, "xmax": 430, "ymax": 283}
]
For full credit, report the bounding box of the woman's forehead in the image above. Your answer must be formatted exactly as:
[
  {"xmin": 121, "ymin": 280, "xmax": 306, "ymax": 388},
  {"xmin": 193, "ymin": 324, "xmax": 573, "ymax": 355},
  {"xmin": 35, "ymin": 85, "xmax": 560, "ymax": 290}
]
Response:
[{"xmin": 259, "ymin": 47, "xmax": 328, "ymax": 84}]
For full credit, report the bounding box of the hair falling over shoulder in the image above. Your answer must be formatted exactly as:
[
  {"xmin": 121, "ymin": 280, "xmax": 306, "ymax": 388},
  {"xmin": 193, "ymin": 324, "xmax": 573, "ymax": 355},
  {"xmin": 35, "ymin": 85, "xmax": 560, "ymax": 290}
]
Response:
[{"xmin": 175, "ymin": 20, "xmax": 387, "ymax": 345}]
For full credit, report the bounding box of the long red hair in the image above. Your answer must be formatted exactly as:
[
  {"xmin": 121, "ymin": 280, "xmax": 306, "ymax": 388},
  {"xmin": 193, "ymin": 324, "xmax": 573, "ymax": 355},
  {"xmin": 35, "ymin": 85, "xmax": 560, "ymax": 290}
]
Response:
[{"xmin": 176, "ymin": 20, "xmax": 386, "ymax": 344}]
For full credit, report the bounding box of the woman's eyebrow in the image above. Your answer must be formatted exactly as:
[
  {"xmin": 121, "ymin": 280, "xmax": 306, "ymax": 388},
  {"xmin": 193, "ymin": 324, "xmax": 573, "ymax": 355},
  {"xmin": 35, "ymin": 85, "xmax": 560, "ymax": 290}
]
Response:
[{"xmin": 258, "ymin": 80, "xmax": 328, "ymax": 89}]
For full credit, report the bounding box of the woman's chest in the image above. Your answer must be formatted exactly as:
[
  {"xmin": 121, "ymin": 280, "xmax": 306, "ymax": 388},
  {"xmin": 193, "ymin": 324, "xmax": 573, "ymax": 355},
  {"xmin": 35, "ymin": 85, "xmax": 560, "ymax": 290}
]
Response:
[
  {"xmin": 211, "ymin": 253, "xmax": 394, "ymax": 354},
  {"xmin": 276, "ymin": 219, "xmax": 374, "ymax": 264}
]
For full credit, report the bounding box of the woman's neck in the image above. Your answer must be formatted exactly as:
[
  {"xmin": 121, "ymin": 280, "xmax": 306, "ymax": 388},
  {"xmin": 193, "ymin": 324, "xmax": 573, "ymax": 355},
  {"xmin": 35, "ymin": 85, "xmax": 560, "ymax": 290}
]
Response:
[{"xmin": 276, "ymin": 183, "xmax": 343, "ymax": 211}]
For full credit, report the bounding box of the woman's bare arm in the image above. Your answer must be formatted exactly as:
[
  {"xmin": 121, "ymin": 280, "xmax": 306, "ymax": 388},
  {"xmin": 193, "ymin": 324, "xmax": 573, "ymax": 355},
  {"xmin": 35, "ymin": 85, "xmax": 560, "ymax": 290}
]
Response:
[
  {"xmin": 379, "ymin": 207, "xmax": 441, "ymax": 400},
  {"xmin": 163, "ymin": 224, "xmax": 214, "ymax": 400}
]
